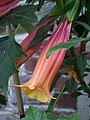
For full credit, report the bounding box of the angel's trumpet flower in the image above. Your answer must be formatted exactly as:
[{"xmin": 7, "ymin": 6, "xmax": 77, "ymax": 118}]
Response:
[
  {"xmin": 16, "ymin": 16, "xmax": 55, "ymax": 67},
  {"xmin": 15, "ymin": 18, "xmax": 72, "ymax": 103},
  {"xmin": 0, "ymin": 0, "xmax": 20, "ymax": 18}
]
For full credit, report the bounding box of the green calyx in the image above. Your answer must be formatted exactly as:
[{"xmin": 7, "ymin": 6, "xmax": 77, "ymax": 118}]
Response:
[{"xmin": 66, "ymin": 0, "xmax": 80, "ymax": 22}]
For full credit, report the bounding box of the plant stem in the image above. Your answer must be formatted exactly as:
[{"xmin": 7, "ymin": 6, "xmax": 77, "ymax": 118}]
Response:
[
  {"xmin": 6, "ymin": 24, "xmax": 25, "ymax": 118},
  {"xmin": 13, "ymin": 74, "xmax": 25, "ymax": 118},
  {"xmin": 79, "ymin": 30, "xmax": 88, "ymax": 53},
  {"xmin": 47, "ymin": 85, "xmax": 65, "ymax": 112}
]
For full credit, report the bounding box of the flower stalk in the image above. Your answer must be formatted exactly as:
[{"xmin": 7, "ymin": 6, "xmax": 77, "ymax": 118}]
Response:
[
  {"xmin": 47, "ymin": 85, "xmax": 65, "ymax": 112},
  {"xmin": 13, "ymin": 74, "xmax": 25, "ymax": 118},
  {"xmin": 6, "ymin": 24, "xmax": 25, "ymax": 119}
]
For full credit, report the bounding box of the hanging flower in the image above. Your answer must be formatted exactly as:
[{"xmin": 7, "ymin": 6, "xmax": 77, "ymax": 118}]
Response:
[
  {"xmin": 0, "ymin": 0, "xmax": 20, "ymax": 18},
  {"xmin": 16, "ymin": 16, "xmax": 55, "ymax": 67},
  {"xmin": 15, "ymin": 18, "xmax": 72, "ymax": 103}
]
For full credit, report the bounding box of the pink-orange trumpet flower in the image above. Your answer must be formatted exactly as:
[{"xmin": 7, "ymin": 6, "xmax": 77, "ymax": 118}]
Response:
[
  {"xmin": 0, "ymin": 0, "xmax": 20, "ymax": 18},
  {"xmin": 16, "ymin": 16, "xmax": 55, "ymax": 67},
  {"xmin": 15, "ymin": 18, "xmax": 72, "ymax": 103}
]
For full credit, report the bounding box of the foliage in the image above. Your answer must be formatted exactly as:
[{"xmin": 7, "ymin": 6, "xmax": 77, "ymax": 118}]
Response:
[
  {"xmin": 0, "ymin": 0, "xmax": 90, "ymax": 119},
  {"xmin": 0, "ymin": 36, "xmax": 26, "ymax": 89},
  {"xmin": 0, "ymin": 94, "xmax": 7, "ymax": 105},
  {"xmin": 22, "ymin": 106, "xmax": 79, "ymax": 120}
]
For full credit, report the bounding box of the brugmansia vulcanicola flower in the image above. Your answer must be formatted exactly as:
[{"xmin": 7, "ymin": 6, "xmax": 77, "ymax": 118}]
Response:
[
  {"xmin": 0, "ymin": 0, "xmax": 20, "ymax": 18},
  {"xmin": 16, "ymin": 16, "xmax": 55, "ymax": 67},
  {"xmin": 15, "ymin": 18, "xmax": 72, "ymax": 103}
]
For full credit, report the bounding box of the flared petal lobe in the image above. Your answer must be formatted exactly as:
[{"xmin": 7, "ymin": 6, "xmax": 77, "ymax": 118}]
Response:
[{"xmin": 15, "ymin": 18, "xmax": 72, "ymax": 103}]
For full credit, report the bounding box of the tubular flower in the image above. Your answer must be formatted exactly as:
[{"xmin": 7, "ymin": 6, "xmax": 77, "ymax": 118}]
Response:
[
  {"xmin": 16, "ymin": 16, "xmax": 55, "ymax": 67},
  {"xmin": 15, "ymin": 18, "xmax": 72, "ymax": 103},
  {"xmin": 0, "ymin": 0, "xmax": 20, "ymax": 18}
]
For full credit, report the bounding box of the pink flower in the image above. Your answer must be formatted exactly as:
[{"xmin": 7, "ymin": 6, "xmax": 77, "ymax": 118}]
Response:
[{"xmin": 15, "ymin": 18, "xmax": 72, "ymax": 103}]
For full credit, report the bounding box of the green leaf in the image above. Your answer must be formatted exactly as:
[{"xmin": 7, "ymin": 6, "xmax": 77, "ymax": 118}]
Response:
[
  {"xmin": 66, "ymin": 0, "xmax": 80, "ymax": 21},
  {"xmin": 74, "ymin": 14, "xmax": 87, "ymax": 37},
  {"xmin": 77, "ymin": 54, "xmax": 87, "ymax": 75},
  {"xmin": 85, "ymin": 12, "xmax": 90, "ymax": 26},
  {"xmin": 85, "ymin": 0, "xmax": 90, "ymax": 12},
  {"xmin": 47, "ymin": 36, "xmax": 90, "ymax": 57},
  {"xmin": 46, "ymin": 37, "xmax": 80, "ymax": 57},
  {"xmin": 64, "ymin": 0, "xmax": 76, "ymax": 13},
  {"xmin": 22, "ymin": 106, "xmax": 48, "ymax": 120},
  {"xmin": 30, "ymin": 25, "xmax": 52, "ymax": 46},
  {"xmin": 0, "ymin": 5, "xmax": 38, "ymax": 27},
  {"xmin": 0, "ymin": 36, "xmax": 26, "ymax": 89},
  {"xmin": 14, "ymin": 24, "xmax": 21, "ymax": 35},
  {"xmin": 22, "ymin": 106, "xmax": 79, "ymax": 120},
  {"xmin": 70, "ymin": 91, "xmax": 83, "ymax": 98},
  {"xmin": 22, "ymin": 105, "xmax": 58, "ymax": 120},
  {"xmin": 58, "ymin": 113, "xmax": 79, "ymax": 120},
  {"xmin": 65, "ymin": 77, "xmax": 75, "ymax": 93},
  {"xmin": 0, "ymin": 94, "xmax": 7, "ymax": 105},
  {"xmin": 47, "ymin": 112, "xmax": 58, "ymax": 120},
  {"xmin": 62, "ymin": 57, "xmax": 74, "ymax": 68},
  {"xmin": 22, "ymin": 23, "xmax": 34, "ymax": 33},
  {"xmin": 49, "ymin": 5, "xmax": 61, "ymax": 16},
  {"xmin": 76, "ymin": 21, "xmax": 90, "ymax": 31}
]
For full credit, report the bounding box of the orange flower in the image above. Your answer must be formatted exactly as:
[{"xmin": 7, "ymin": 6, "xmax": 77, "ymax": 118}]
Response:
[
  {"xmin": 16, "ymin": 16, "xmax": 55, "ymax": 67},
  {"xmin": 15, "ymin": 18, "xmax": 72, "ymax": 103},
  {"xmin": 0, "ymin": 0, "xmax": 20, "ymax": 18}
]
